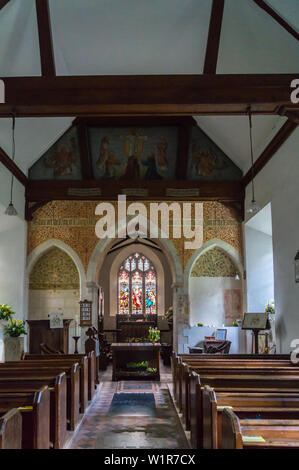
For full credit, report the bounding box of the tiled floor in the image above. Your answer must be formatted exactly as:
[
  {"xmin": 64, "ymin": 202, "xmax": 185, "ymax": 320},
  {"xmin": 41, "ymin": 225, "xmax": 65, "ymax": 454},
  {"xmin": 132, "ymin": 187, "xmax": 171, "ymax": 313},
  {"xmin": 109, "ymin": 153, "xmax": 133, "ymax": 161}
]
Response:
[{"xmin": 69, "ymin": 363, "xmax": 188, "ymax": 449}]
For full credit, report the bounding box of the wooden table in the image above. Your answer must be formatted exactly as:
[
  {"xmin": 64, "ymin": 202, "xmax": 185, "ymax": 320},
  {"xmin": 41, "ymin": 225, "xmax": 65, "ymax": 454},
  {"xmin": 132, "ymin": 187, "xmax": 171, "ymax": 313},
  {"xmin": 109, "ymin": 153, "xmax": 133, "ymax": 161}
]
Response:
[{"xmin": 111, "ymin": 343, "xmax": 161, "ymax": 381}]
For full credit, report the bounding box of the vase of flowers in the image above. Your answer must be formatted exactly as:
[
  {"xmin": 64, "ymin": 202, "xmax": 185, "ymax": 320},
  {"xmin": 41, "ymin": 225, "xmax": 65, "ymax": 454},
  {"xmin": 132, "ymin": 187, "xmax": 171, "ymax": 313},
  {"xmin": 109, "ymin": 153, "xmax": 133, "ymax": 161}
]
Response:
[
  {"xmin": 0, "ymin": 304, "xmax": 15, "ymax": 362},
  {"xmin": 265, "ymin": 300, "xmax": 275, "ymax": 323},
  {"xmin": 4, "ymin": 319, "xmax": 27, "ymax": 361},
  {"xmin": 148, "ymin": 327, "xmax": 160, "ymax": 345}
]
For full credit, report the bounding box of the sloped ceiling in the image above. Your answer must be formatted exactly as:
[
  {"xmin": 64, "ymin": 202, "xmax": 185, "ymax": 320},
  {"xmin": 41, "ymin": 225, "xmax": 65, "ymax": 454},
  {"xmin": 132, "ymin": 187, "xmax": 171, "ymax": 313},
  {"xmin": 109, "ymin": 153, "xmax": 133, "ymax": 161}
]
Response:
[{"xmin": 0, "ymin": 0, "xmax": 298, "ymax": 173}]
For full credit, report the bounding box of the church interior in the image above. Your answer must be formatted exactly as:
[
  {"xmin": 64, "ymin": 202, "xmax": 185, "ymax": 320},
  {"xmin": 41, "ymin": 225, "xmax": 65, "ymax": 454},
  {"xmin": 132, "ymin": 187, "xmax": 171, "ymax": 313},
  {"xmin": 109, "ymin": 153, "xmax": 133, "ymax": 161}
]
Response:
[{"xmin": 0, "ymin": 0, "xmax": 298, "ymax": 452}]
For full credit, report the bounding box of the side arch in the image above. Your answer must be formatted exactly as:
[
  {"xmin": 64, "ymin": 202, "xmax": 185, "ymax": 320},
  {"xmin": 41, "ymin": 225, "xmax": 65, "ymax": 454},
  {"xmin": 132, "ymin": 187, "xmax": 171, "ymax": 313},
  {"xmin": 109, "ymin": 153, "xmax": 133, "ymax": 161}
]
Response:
[{"xmin": 26, "ymin": 239, "xmax": 87, "ymax": 299}]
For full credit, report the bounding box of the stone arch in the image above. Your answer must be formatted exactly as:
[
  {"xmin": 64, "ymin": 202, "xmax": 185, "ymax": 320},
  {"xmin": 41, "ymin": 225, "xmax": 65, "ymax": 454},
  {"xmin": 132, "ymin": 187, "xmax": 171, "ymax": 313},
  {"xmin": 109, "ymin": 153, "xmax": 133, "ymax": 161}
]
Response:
[
  {"xmin": 184, "ymin": 238, "xmax": 244, "ymax": 327},
  {"xmin": 27, "ymin": 239, "xmax": 87, "ymax": 299},
  {"xmin": 184, "ymin": 238, "xmax": 243, "ymax": 294}
]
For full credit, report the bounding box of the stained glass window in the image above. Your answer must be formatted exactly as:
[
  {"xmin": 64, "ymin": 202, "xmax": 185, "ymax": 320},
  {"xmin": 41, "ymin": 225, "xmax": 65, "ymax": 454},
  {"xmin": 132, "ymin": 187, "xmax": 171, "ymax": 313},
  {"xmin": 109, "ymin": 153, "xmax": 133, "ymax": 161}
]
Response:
[{"xmin": 118, "ymin": 253, "xmax": 157, "ymax": 315}]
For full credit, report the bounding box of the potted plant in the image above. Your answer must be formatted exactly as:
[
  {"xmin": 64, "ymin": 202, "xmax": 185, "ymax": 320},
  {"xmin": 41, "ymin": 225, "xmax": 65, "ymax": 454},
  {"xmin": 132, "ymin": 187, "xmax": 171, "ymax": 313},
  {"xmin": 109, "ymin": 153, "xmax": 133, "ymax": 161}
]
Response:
[
  {"xmin": 4, "ymin": 319, "xmax": 27, "ymax": 361},
  {"xmin": 148, "ymin": 326, "xmax": 160, "ymax": 345},
  {"xmin": 0, "ymin": 304, "xmax": 15, "ymax": 361}
]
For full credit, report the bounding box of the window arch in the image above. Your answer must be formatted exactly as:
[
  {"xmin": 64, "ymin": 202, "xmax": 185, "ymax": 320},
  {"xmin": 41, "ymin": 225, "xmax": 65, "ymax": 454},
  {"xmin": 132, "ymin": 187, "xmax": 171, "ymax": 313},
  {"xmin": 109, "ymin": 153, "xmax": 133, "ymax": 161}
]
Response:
[{"xmin": 118, "ymin": 252, "xmax": 157, "ymax": 315}]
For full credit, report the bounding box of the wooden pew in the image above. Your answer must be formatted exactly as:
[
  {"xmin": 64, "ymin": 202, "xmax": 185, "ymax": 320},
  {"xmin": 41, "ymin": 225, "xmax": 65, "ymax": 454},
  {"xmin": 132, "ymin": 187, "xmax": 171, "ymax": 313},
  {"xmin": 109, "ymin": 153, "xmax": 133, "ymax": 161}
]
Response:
[
  {"xmin": 0, "ymin": 362, "xmax": 80, "ymax": 431},
  {"xmin": 0, "ymin": 373, "xmax": 66, "ymax": 449},
  {"xmin": 189, "ymin": 371, "xmax": 299, "ymax": 449},
  {"xmin": 202, "ymin": 385, "xmax": 299, "ymax": 449},
  {"xmin": 23, "ymin": 352, "xmax": 96, "ymax": 401},
  {"xmin": 222, "ymin": 408, "xmax": 299, "ymax": 449},
  {"xmin": 0, "ymin": 386, "xmax": 50, "ymax": 449},
  {"xmin": 176, "ymin": 357, "xmax": 299, "ymax": 429},
  {"xmin": 0, "ymin": 408, "xmax": 22, "ymax": 449},
  {"xmin": 20, "ymin": 356, "xmax": 89, "ymax": 412}
]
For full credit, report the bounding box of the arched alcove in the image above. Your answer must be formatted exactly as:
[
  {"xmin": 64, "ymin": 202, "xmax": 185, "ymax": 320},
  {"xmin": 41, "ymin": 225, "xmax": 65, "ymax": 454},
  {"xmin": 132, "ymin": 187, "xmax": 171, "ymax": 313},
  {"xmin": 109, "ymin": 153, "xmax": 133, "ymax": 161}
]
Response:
[
  {"xmin": 27, "ymin": 246, "xmax": 82, "ymax": 353},
  {"xmin": 185, "ymin": 239, "xmax": 244, "ymax": 327}
]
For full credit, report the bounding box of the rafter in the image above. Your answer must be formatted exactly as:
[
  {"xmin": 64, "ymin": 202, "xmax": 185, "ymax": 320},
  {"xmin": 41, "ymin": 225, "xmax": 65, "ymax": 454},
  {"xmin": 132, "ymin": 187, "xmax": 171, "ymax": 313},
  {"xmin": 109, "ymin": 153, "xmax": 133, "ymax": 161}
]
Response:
[
  {"xmin": 0, "ymin": 0, "xmax": 11, "ymax": 11},
  {"xmin": 242, "ymin": 119, "xmax": 298, "ymax": 188},
  {"xmin": 0, "ymin": 147, "xmax": 28, "ymax": 187},
  {"xmin": 252, "ymin": 0, "xmax": 299, "ymax": 42},
  {"xmin": 203, "ymin": 0, "xmax": 225, "ymax": 74},
  {"xmin": 35, "ymin": 0, "xmax": 56, "ymax": 77},
  {"xmin": 0, "ymin": 74, "xmax": 298, "ymax": 117}
]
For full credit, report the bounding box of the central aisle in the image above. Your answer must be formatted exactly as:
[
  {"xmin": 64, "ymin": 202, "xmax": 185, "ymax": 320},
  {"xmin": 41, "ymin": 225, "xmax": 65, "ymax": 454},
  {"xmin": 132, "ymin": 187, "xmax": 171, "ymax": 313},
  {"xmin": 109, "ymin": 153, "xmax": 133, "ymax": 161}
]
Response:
[{"xmin": 69, "ymin": 367, "xmax": 189, "ymax": 449}]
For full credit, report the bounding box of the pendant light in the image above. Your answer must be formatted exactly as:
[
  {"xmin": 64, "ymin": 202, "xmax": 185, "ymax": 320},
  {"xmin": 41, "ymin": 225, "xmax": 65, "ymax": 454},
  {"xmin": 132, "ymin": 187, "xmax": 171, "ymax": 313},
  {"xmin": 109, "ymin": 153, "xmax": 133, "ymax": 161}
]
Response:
[
  {"xmin": 247, "ymin": 106, "xmax": 260, "ymax": 215},
  {"xmin": 4, "ymin": 113, "xmax": 18, "ymax": 216}
]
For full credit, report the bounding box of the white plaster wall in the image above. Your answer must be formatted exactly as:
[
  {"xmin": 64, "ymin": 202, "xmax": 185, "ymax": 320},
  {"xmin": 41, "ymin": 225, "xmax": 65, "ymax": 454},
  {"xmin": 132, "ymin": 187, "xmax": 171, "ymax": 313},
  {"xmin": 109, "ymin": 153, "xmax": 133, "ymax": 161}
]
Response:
[
  {"xmin": 0, "ymin": 164, "xmax": 26, "ymax": 320},
  {"xmin": 245, "ymin": 128, "xmax": 299, "ymax": 353},
  {"xmin": 189, "ymin": 277, "xmax": 242, "ymax": 327},
  {"xmin": 29, "ymin": 289, "xmax": 80, "ymax": 354},
  {"xmin": 245, "ymin": 226, "xmax": 274, "ymax": 312}
]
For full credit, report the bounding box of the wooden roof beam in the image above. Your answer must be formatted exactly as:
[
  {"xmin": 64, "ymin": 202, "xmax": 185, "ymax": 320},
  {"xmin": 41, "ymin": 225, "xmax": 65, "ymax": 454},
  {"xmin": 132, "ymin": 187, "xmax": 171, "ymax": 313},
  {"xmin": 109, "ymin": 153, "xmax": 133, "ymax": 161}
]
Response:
[
  {"xmin": 35, "ymin": 0, "xmax": 56, "ymax": 77},
  {"xmin": 252, "ymin": 0, "xmax": 299, "ymax": 42},
  {"xmin": 0, "ymin": 0, "xmax": 11, "ymax": 11},
  {"xmin": 242, "ymin": 119, "xmax": 298, "ymax": 188},
  {"xmin": 0, "ymin": 147, "xmax": 28, "ymax": 187},
  {"xmin": 0, "ymin": 74, "xmax": 298, "ymax": 117},
  {"xmin": 203, "ymin": 0, "xmax": 225, "ymax": 74}
]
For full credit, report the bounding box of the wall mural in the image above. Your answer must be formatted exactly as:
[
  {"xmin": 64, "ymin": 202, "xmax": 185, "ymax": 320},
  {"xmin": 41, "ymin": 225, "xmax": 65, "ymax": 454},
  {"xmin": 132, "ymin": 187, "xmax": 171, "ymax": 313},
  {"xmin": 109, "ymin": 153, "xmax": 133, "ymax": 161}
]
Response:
[
  {"xmin": 191, "ymin": 247, "xmax": 238, "ymax": 277},
  {"xmin": 187, "ymin": 126, "xmax": 242, "ymax": 181},
  {"xmin": 29, "ymin": 127, "xmax": 82, "ymax": 180},
  {"xmin": 29, "ymin": 247, "xmax": 80, "ymax": 290},
  {"xmin": 27, "ymin": 201, "xmax": 243, "ymax": 274},
  {"xmin": 88, "ymin": 126, "xmax": 178, "ymax": 180}
]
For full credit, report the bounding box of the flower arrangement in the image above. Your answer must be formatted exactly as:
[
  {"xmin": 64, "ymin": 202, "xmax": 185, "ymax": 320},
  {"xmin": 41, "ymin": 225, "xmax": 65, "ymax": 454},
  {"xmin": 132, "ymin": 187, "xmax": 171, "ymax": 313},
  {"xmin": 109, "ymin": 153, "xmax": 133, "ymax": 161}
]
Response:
[
  {"xmin": 148, "ymin": 327, "xmax": 160, "ymax": 344},
  {"xmin": 197, "ymin": 323, "xmax": 204, "ymax": 327},
  {"xmin": 265, "ymin": 300, "xmax": 275, "ymax": 314},
  {"xmin": 4, "ymin": 319, "xmax": 27, "ymax": 338},
  {"xmin": 0, "ymin": 304, "xmax": 15, "ymax": 321},
  {"xmin": 232, "ymin": 320, "xmax": 239, "ymax": 327}
]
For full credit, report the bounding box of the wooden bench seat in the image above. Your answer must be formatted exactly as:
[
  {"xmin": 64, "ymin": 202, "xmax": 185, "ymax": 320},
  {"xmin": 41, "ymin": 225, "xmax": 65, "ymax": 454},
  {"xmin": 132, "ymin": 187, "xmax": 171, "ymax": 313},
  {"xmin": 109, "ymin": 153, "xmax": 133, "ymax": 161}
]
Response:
[
  {"xmin": 0, "ymin": 408, "xmax": 22, "ymax": 449},
  {"xmin": 189, "ymin": 371, "xmax": 299, "ymax": 448},
  {"xmin": 23, "ymin": 352, "xmax": 96, "ymax": 401},
  {"xmin": 0, "ymin": 362, "xmax": 80, "ymax": 431},
  {"xmin": 202, "ymin": 385, "xmax": 299, "ymax": 448},
  {"xmin": 0, "ymin": 373, "xmax": 66, "ymax": 449},
  {"xmin": 222, "ymin": 408, "xmax": 299, "ymax": 449},
  {"xmin": 0, "ymin": 386, "xmax": 50, "ymax": 449}
]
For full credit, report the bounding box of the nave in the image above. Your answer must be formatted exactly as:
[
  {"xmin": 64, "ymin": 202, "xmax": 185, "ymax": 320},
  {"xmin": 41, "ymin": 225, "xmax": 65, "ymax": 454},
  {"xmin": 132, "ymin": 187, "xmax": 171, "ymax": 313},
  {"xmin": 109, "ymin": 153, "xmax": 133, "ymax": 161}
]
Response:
[{"xmin": 69, "ymin": 364, "xmax": 188, "ymax": 450}]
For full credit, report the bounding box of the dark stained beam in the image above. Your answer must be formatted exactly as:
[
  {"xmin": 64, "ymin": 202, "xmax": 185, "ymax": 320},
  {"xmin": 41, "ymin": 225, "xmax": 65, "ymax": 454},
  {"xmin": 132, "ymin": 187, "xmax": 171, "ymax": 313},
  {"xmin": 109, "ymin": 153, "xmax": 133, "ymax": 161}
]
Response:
[
  {"xmin": 176, "ymin": 122, "xmax": 191, "ymax": 179},
  {"xmin": 242, "ymin": 119, "xmax": 298, "ymax": 187},
  {"xmin": 252, "ymin": 0, "xmax": 299, "ymax": 42},
  {"xmin": 0, "ymin": 74, "xmax": 298, "ymax": 117},
  {"xmin": 0, "ymin": 147, "xmax": 28, "ymax": 187},
  {"xmin": 203, "ymin": 0, "xmax": 225, "ymax": 74},
  {"xmin": 76, "ymin": 122, "xmax": 93, "ymax": 179},
  {"xmin": 25, "ymin": 200, "xmax": 50, "ymax": 221},
  {"xmin": 26, "ymin": 179, "xmax": 243, "ymax": 203},
  {"xmin": 35, "ymin": 0, "xmax": 56, "ymax": 77},
  {"xmin": 0, "ymin": 0, "xmax": 11, "ymax": 10}
]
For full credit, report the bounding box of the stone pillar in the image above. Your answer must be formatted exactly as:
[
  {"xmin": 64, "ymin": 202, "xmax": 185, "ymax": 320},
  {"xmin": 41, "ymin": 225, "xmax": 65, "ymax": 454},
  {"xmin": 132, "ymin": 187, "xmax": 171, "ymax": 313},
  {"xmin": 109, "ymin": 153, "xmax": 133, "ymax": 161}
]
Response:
[{"xmin": 172, "ymin": 283, "xmax": 189, "ymax": 353}]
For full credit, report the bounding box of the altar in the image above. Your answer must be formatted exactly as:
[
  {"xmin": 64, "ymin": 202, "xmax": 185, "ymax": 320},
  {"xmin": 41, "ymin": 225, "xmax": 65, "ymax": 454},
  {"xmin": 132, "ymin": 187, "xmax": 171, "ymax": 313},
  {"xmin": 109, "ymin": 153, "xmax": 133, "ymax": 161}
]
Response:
[{"xmin": 111, "ymin": 343, "xmax": 161, "ymax": 381}]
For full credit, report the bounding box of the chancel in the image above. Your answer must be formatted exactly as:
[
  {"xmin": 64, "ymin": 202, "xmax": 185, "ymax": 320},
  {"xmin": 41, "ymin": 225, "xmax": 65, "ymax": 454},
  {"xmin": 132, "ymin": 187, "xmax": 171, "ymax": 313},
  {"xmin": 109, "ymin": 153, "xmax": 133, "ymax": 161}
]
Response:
[{"xmin": 0, "ymin": 0, "xmax": 298, "ymax": 453}]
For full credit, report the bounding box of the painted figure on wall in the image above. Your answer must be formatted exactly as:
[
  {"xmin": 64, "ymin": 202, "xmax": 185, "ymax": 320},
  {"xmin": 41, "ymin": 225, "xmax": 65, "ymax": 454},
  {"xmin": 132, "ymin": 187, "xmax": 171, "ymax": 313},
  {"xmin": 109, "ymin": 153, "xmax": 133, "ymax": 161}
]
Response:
[
  {"xmin": 191, "ymin": 143, "xmax": 228, "ymax": 177},
  {"xmin": 89, "ymin": 126, "xmax": 178, "ymax": 181},
  {"xmin": 96, "ymin": 136, "xmax": 121, "ymax": 178},
  {"xmin": 156, "ymin": 135, "xmax": 168, "ymax": 170},
  {"xmin": 44, "ymin": 137, "xmax": 77, "ymax": 177}
]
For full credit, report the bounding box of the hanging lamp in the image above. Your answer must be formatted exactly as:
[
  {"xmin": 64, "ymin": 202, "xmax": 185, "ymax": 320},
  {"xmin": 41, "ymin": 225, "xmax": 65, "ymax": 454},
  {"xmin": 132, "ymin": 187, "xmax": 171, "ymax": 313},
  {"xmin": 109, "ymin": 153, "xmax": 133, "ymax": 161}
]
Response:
[
  {"xmin": 4, "ymin": 113, "xmax": 18, "ymax": 216},
  {"xmin": 247, "ymin": 106, "xmax": 260, "ymax": 215}
]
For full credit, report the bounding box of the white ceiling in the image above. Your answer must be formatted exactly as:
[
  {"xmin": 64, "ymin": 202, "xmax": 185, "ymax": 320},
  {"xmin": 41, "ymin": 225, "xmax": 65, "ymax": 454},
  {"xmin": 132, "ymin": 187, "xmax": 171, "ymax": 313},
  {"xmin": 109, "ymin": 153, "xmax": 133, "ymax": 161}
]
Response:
[{"xmin": 0, "ymin": 0, "xmax": 298, "ymax": 172}]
